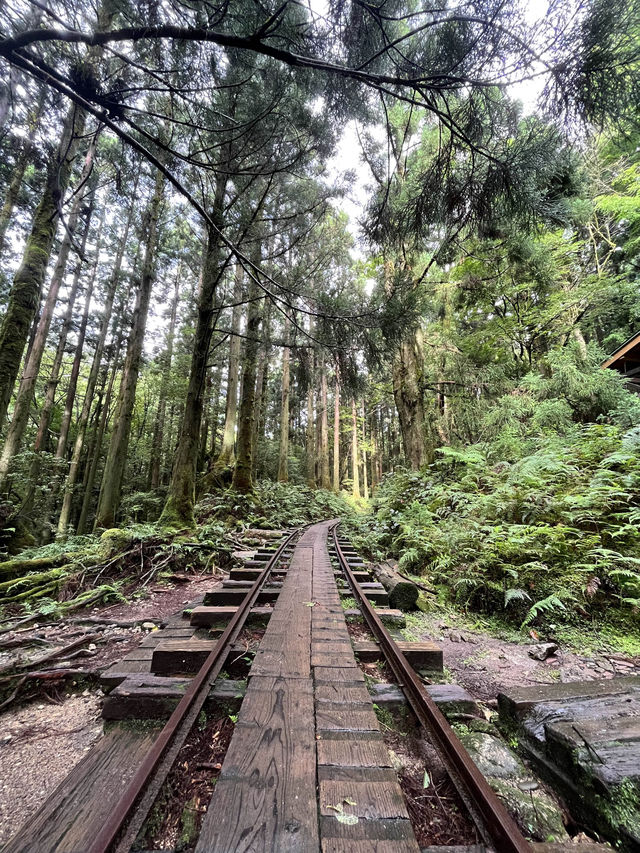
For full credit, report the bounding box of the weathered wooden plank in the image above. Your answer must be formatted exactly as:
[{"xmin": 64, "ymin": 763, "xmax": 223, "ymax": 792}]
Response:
[
  {"xmin": 498, "ymin": 677, "xmax": 640, "ymax": 716},
  {"xmin": 316, "ymin": 702, "xmax": 380, "ymax": 732},
  {"xmin": 315, "ymin": 683, "xmax": 372, "ymax": 704},
  {"xmin": 3, "ymin": 726, "xmax": 160, "ymax": 853},
  {"xmin": 317, "ymin": 734, "xmax": 391, "ymax": 768},
  {"xmin": 322, "ymin": 840, "xmax": 418, "ymax": 852},
  {"xmin": 314, "ymin": 665, "xmax": 365, "ymax": 683},
  {"xmin": 319, "ymin": 816, "xmax": 417, "ymax": 844},
  {"xmin": 319, "ymin": 779, "xmax": 408, "ymax": 820}
]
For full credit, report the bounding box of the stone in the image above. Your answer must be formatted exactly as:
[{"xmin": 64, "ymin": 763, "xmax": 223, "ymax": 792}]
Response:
[
  {"xmin": 459, "ymin": 732, "xmax": 525, "ymax": 779},
  {"xmin": 142, "ymin": 622, "xmax": 157, "ymax": 630},
  {"xmin": 449, "ymin": 630, "xmax": 462, "ymax": 642},
  {"xmin": 528, "ymin": 642, "xmax": 558, "ymax": 661},
  {"xmin": 490, "ymin": 777, "xmax": 568, "ymax": 842}
]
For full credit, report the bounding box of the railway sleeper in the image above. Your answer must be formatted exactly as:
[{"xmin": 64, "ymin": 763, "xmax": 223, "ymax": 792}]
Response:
[
  {"xmin": 189, "ymin": 604, "xmax": 273, "ymax": 628},
  {"xmin": 353, "ymin": 638, "xmax": 443, "ymax": 672},
  {"xmin": 202, "ymin": 588, "xmax": 280, "ymax": 606},
  {"xmin": 102, "ymin": 675, "xmax": 247, "ymax": 721},
  {"xmin": 151, "ymin": 638, "xmax": 255, "ymax": 676},
  {"xmin": 343, "ymin": 607, "xmax": 407, "ymax": 628}
]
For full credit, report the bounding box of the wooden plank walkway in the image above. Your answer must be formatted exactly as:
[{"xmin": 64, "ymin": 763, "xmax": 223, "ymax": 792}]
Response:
[{"xmin": 197, "ymin": 520, "xmax": 419, "ymax": 852}]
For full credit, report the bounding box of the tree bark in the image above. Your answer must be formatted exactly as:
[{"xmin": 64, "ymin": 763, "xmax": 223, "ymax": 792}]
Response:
[
  {"xmin": 0, "ymin": 88, "xmax": 47, "ymax": 256},
  {"xmin": 94, "ymin": 169, "xmax": 164, "ymax": 529},
  {"xmin": 333, "ymin": 368, "xmax": 340, "ymax": 493},
  {"xmin": 361, "ymin": 400, "xmax": 369, "ymax": 500},
  {"xmin": 277, "ymin": 316, "xmax": 290, "ymax": 483},
  {"xmin": 0, "ymin": 136, "xmax": 96, "ymax": 488},
  {"xmin": 392, "ymin": 330, "xmax": 427, "ymax": 470},
  {"xmin": 306, "ymin": 347, "xmax": 316, "ymax": 488},
  {"xmin": 318, "ymin": 356, "xmax": 331, "ymax": 489},
  {"xmin": 351, "ymin": 397, "xmax": 360, "ymax": 499},
  {"xmin": 34, "ymin": 199, "xmax": 104, "ymax": 454},
  {"xmin": 213, "ymin": 263, "xmax": 243, "ymax": 475},
  {"xmin": 56, "ymin": 171, "xmax": 139, "ymax": 538},
  {"xmin": 232, "ymin": 246, "xmax": 263, "ymax": 494},
  {"xmin": 149, "ymin": 262, "xmax": 181, "ymax": 489}
]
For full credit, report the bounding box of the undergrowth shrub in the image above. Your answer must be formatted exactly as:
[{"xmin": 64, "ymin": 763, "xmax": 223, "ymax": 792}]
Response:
[{"xmin": 356, "ymin": 422, "xmax": 640, "ymax": 627}]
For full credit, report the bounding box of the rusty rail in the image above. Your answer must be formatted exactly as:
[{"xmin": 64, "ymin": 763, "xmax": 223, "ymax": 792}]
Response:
[
  {"xmin": 88, "ymin": 527, "xmax": 301, "ymax": 853},
  {"xmin": 331, "ymin": 525, "xmax": 532, "ymax": 853}
]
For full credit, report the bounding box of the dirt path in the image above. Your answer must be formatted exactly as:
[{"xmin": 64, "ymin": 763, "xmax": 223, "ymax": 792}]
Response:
[{"xmin": 408, "ymin": 613, "xmax": 640, "ymax": 701}]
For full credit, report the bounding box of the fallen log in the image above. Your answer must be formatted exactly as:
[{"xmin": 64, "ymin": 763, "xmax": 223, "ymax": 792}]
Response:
[{"xmin": 369, "ymin": 560, "xmax": 420, "ymax": 611}]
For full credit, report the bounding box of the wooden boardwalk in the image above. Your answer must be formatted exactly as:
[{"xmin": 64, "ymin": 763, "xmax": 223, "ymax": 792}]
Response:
[{"xmin": 196, "ymin": 520, "xmax": 419, "ymax": 852}]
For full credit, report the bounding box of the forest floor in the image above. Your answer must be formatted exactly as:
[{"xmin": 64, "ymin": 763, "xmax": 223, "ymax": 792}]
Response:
[
  {"xmin": 0, "ymin": 571, "xmax": 221, "ymax": 845},
  {"xmin": 403, "ymin": 609, "xmax": 640, "ymax": 701}
]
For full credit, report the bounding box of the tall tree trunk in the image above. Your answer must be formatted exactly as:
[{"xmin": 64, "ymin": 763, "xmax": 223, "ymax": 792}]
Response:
[
  {"xmin": 55, "ymin": 200, "xmax": 105, "ymax": 459},
  {"xmin": 149, "ymin": 262, "xmax": 181, "ymax": 489},
  {"xmin": 232, "ymin": 248, "xmax": 263, "ymax": 494},
  {"xmin": 333, "ymin": 368, "xmax": 340, "ymax": 493},
  {"xmin": 0, "ymin": 138, "xmax": 96, "ymax": 488},
  {"xmin": 160, "ymin": 174, "xmax": 228, "ymax": 526},
  {"xmin": 305, "ymin": 346, "xmax": 316, "ymax": 488},
  {"xmin": 361, "ymin": 401, "xmax": 369, "ymax": 500},
  {"xmin": 77, "ymin": 331, "xmax": 124, "ymax": 534},
  {"xmin": 392, "ymin": 330, "xmax": 427, "ymax": 470},
  {"xmin": 318, "ymin": 356, "xmax": 331, "ymax": 489},
  {"xmin": 56, "ymin": 173, "xmax": 139, "ymax": 537},
  {"xmin": 94, "ymin": 170, "xmax": 164, "ymax": 529},
  {"xmin": 251, "ymin": 301, "xmax": 270, "ymax": 480},
  {"xmin": 213, "ymin": 263, "xmax": 243, "ymax": 475},
  {"xmin": 0, "ymin": 88, "xmax": 47, "ymax": 256},
  {"xmin": 351, "ymin": 397, "xmax": 360, "ymax": 499},
  {"xmin": 34, "ymin": 200, "xmax": 104, "ymax": 454},
  {"xmin": 277, "ymin": 317, "xmax": 290, "ymax": 483}
]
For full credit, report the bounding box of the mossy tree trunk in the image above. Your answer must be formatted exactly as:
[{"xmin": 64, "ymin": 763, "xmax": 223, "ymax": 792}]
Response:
[
  {"xmin": 160, "ymin": 184, "xmax": 230, "ymax": 528},
  {"xmin": 392, "ymin": 329, "xmax": 427, "ymax": 470},
  {"xmin": 232, "ymin": 249, "xmax": 263, "ymax": 495},
  {"xmin": 306, "ymin": 347, "xmax": 316, "ymax": 488},
  {"xmin": 333, "ymin": 368, "xmax": 340, "ymax": 493},
  {"xmin": 94, "ymin": 169, "xmax": 164, "ymax": 529},
  {"xmin": 0, "ymin": 88, "xmax": 47, "ymax": 256},
  {"xmin": 0, "ymin": 136, "xmax": 97, "ymax": 489},
  {"xmin": 361, "ymin": 400, "xmax": 369, "ymax": 500},
  {"xmin": 251, "ymin": 300, "xmax": 271, "ymax": 480},
  {"xmin": 277, "ymin": 316, "xmax": 291, "ymax": 483},
  {"xmin": 213, "ymin": 263, "xmax": 243, "ymax": 475},
  {"xmin": 57, "ymin": 173, "xmax": 139, "ymax": 538},
  {"xmin": 351, "ymin": 397, "xmax": 360, "ymax": 499},
  {"xmin": 319, "ymin": 355, "xmax": 331, "ymax": 489},
  {"xmin": 0, "ymin": 101, "xmax": 85, "ymax": 433}
]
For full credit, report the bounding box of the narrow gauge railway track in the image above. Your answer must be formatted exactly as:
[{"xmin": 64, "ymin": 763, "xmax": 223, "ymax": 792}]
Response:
[
  {"xmin": 92, "ymin": 525, "xmax": 302, "ymax": 853},
  {"xmin": 330, "ymin": 524, "xmax": 532, "ymax": 853},
  {"xmin": 6, "ymin": 520, "xmax": 546, "ymax": 853}
]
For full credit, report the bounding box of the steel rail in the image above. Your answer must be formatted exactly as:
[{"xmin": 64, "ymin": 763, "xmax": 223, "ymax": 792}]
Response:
[
  {"xmin": 331, "ymin": 526, "xmax": 532, "ymax": 853},
  {"xmin": 88, "ymin": 526, "xmax": 301, "ymax": 853}
]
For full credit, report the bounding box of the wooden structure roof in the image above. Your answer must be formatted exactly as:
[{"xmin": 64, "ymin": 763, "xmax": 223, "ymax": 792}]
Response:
[{"xmin": 603, "ymin": 331, "xmax": 640, "ymax": 391}]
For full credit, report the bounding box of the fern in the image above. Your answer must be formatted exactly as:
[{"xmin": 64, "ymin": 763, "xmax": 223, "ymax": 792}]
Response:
[
  {"xmin": 521, "ymin": 594, "xmax": 568, "ymax": 627},
  {"xmin": 504, "ymin": 588, "xmax": 531, "ymax": 607}
]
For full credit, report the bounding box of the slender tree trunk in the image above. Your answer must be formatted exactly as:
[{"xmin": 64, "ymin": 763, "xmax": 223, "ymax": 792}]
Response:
[
  {"xmin": 35, "ymin": 200, "xmax": 104, "ymax": 454},
  {"xmin": 161, "ymin": 173, "xmax": 228, "ymax": 525},
  {"xmin": 56, "ymin": 172, "xmax": 139, "ymax": 538},
  {"xmin": 213, "ymin": 263, "xmax": 243, "ymax": 474},
  {"xmin": 94, "ymin": 170, "xmax": 164, "ymax": 529},
  {"xmin": 149, "ymin": 263, "xmax": 181, "ymax": 489},
  {"xmin": 208, "ymin": 363, "xmax": 223, "ymax": 458},
  {"xmin": 318, "ymin": 356, "xmax": 331, "ymax": 489},
  {"xmin": 55, "ymin": 198, "xmax": 105, "ymax": 459},
  {"xmin": 333, "ymin": 368, "xmax": 340, "ymax": 493},
  {"xmin": 392, "ymin": 330, "xmax": 427, "ymax": 470},
  {"xmin": 251, "ymin": 301, "xmax": 270, "ymax": 480},
  {"xmin": 77, "ymin": 332, "xmax": 123, "ymax": 534},
  {"xmin": 0, "ymin": 138, "xmax": 96, "ymax": 487},
  {"xmin": 232, "ymin": 246, "xmax": 263, "ymax": 494},
  {"xmin": 277, "ymin": 317, "xmax": 290, "ymax": 483},
  {"xmin": 361, "ymin": 401, "xmax": 369, "ymax": 500},
  {"xmin": 0, "ymin": 88, "xmax": 47, "ymax": 256},
  {"xmin": 351, "ymin": 397, "xmax": 360, "ymax": 499}
]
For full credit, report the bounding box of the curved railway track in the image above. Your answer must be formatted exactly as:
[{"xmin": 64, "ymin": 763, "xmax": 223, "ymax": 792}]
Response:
[{"xmin": 5, "ymin": 519, "xmax": 539, "ymax": 853}]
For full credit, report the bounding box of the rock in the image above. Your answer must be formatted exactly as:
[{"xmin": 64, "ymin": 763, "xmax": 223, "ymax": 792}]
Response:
[
  {"xmin": 449, "ymin": 630, "xmax": 462, "ymax": 642},
  {"xmin": 2, "ymin": 735, "xmax": 12, "ymax": 744},
  {"xmin": 142, "ymin": 622, "xmax": 157, "ymax": 630},
  {"xmin": 88, "ymin": 643, "xmax": 96, "ymax": 650},
  {"xmin": 490, "ymin": 777, "xmax": 568, "ymax": 842},
  {"xmin": 528, "ymin": 642, "xmax": 558, "ymax": 661},
  {"xmin": 459, "ymin": 732, "xmax": 525, "ymax": 779}
]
